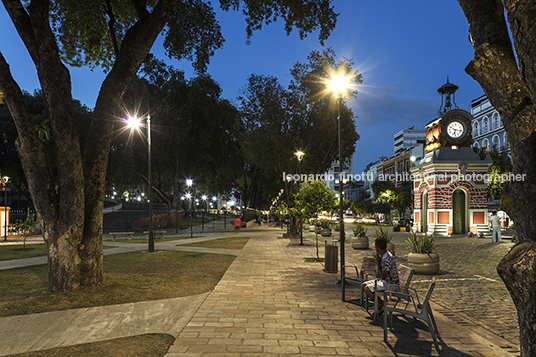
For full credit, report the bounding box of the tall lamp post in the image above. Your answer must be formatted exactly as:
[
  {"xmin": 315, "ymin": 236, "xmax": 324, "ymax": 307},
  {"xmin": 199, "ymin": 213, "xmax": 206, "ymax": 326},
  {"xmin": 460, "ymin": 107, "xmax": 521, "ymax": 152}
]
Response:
[
  {"xmin": 186, "ymin": 179, "xmax": 193, "ymax": 237},
  {"xmin": 126, "ymin": 115, "xmax": 154, "ymax": 252},
  {"xmin": 295, "ymin": 151, "xmax": 305, "ymax": 245},
  {"xmin": 327, "ymin": 71, "xmax": 352, "ymax": 301},
  {"xmin": 2, "ymin": 176, "xmax": 9, "ymax": 241}
]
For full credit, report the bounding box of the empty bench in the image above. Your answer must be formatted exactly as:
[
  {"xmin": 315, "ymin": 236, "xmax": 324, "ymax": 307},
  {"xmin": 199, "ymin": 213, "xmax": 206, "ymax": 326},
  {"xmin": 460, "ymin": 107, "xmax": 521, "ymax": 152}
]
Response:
[
  {"xmin": 108, "ymin": 232, "xmax": 133, "ymax": 240},
  {"xmin": 143, "ymin": 230, "xmax": 166, "ymax": 239}
]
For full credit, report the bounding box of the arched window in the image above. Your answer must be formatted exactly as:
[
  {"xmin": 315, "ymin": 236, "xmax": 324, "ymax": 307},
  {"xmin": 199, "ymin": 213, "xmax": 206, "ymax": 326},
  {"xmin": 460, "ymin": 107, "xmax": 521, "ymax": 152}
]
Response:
[
  {"xmin": 482, "ymin": 117, "xmax": 489, "ymax": 133},
  {"xmin": 504, "ymin": 133, "xmax": 510, "ymax": 148},
  {"xmin": 492, "ymin": 112, "xmax": 500, "ymax": 130},
  {"xmin": 492, "ymin": 135, "xmax": 500, "ymax": 149},
  {"xmin": 473, "ymin": 121, "xmax": 479, "ymax": 136},
  {"xmin": 483, "ymin": 138, "xmax": 489, "ymax": 148},
  {"xmin": 473, "ymin": 141, "xmax": 480, "ymax": 149}
]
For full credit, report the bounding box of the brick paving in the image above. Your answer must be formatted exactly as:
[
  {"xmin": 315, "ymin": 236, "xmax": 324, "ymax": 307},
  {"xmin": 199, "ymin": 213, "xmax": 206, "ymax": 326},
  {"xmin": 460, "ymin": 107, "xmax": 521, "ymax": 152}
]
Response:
[{"xmin": 167, "ymin": 227, "xmax": 519, "ymax": 356}]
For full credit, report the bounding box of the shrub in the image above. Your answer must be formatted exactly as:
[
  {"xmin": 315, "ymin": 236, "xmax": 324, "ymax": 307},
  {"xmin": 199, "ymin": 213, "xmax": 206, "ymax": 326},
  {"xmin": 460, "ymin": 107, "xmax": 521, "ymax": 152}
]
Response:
[
  {"xmin": 406, "ymin": 230, "xmax": 436, "ymax": 254},
  {"xmin": 320, "ymin": 221, "xmax": 331, "ymax": 229},
  {"xmin": 374, "ymin": 227, "xmax": 392, "ymax": 243},
  {"xmin": 333, "ymin": 224, "xmax": 340, "ymax": 232},
  {"xmin": 353, "ymin": 223, "xmax": 366, "ymax": 237}
]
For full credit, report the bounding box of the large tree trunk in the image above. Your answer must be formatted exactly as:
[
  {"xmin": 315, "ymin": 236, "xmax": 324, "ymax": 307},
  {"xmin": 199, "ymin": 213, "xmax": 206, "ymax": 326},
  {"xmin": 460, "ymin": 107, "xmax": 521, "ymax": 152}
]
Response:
[
  {"xmin": 0, "ymin": 0, "xmax": 176, "ymax": 292},
  {"xmin": 458, "ymin": 1, "xmax": 536, "ymax": 355}
]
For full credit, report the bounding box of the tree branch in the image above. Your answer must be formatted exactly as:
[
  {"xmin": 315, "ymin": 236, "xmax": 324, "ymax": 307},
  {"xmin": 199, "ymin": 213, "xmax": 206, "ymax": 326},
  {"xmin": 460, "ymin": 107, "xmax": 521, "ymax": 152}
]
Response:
[
  {"xmin": 1, "ymin": 0, "xmax": 40, "ymax": 64},
  {"xmin": 458, "ymin": 0, "xmax": 536, "ymax": 145}
]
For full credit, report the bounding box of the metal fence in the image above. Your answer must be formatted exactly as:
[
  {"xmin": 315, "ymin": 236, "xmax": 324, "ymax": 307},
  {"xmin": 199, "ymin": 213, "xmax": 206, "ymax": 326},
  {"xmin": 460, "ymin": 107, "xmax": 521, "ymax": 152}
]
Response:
[{"xmin": 9, "ymin": 209, "xmax": 36, "ymax": 223}]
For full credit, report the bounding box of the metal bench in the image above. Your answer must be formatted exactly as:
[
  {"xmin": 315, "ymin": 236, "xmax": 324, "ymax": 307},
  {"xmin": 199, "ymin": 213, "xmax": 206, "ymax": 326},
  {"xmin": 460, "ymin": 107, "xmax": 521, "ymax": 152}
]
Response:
[
  {"xmin": 108, "ymin": 232, "xmax": 133, "ymax": 240},
  {"xmin": 383, "ymin": 277, "xmax": 439, "ymax": 350}
]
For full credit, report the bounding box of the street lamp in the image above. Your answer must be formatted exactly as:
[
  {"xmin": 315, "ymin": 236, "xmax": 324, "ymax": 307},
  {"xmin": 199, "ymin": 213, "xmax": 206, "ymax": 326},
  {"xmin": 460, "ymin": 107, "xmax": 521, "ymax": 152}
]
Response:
[
  {"xmin": 295, "ymin": 151, "xmax": 305, "ymax": 245},
  {"xmin": 186, "ymin": 179, "xmax": 193, "ymax": 237},
  {"xmin": 126, "ymin": 114, "xmax": 154, "ymax": 252},
  {"xmin": 2, "ymin": 176, "xmax": 9, "ymax": 241},
  {"xmin": 327, "ymin": 70, "xmax": 352, "ymax": 301}
]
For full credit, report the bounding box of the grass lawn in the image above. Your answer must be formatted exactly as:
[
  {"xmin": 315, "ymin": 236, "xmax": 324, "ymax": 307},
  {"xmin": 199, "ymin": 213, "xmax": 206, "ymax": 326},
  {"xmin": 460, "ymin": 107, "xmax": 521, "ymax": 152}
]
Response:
[
  {"xmin": 180, "ymin": 236, "xmax": 249, "ymax": 249},
  {"xmin": 10, "ymin": 334, "xmax": 175, "ymax": 357},
  {"xmin": 105, "ymin": 235, "xmax": 204, "ymax": 244},
  {"xmin": 0, "ymin": 244, "xmax": 48, "ymax": 261},
  {"xmin": 0, "ymin": 249, "xmax": 236, "ymax": 318}
]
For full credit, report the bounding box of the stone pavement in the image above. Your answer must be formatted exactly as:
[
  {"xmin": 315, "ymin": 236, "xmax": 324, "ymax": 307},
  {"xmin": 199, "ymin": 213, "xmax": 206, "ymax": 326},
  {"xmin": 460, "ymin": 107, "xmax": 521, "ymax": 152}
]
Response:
[
  {"xmin": 0, "ymin": 224, "xmax": 521, "ymax": 356},
  {"xmin": 166, "ymin": 227, "xmax": 519, "ymax": 357}
]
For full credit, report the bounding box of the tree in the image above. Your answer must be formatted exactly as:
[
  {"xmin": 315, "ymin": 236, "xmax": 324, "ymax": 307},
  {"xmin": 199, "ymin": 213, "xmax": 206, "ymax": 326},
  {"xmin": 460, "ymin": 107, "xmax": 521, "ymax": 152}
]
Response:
[
  {"xmin": 0, "ymin": 0, "xmax": 338, "ymax": 292},
  {"xmin": 294, "ymin": 180, "xmax": 336, "ymax": 260},
  {"xmin": 371, "ymin": 179, "xmax": 412, "ymax": 219},
  {"xmin": 237, "ymin": 48, "xmax": 360, "ymax": 236},
  {"xmin": 458, "ymin": 1, "xmax": 536, "ymax": 354}
]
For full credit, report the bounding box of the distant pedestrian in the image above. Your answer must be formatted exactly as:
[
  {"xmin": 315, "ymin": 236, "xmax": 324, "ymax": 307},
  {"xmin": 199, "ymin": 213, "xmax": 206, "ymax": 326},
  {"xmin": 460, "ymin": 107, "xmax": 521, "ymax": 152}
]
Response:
[
  {"xmin": 233, "ymin": 216, "xmax": 241, "ymax": 233},
  {"xmin": 490, "ymin": 211, "xmax": 502, "ymax": 242}
]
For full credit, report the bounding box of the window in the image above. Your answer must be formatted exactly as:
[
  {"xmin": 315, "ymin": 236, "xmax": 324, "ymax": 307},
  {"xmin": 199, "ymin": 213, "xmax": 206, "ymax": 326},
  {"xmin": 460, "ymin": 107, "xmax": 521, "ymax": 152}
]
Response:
[
  {"xmin": 473, "ymin": 141, "xmax": 480, "ymax": 149},
  {"xmin": 482, "ymin": 117, "xmax": 489, "ymax": 133},
  {"xmin": 504, "ymin": 133, "xmax": 509, "ymax": 148},
  {"xmin": 492, "ymin": 135, "xmax": 500, "ymax": 149},
  {"xmin": 482, "ymin": 138, "xmax": 489, "ymax": 148},
  {"xmin": 493, "ymin": 113, "xmax": 500, "ymax": 130},
  {"xmin": 473, "ymin": 121, "xmax": 479, "ymax": 136}
]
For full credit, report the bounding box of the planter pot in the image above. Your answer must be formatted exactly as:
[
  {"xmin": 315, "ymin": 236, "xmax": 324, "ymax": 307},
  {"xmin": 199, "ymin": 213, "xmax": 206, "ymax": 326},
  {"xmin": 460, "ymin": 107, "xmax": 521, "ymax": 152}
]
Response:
[
  {"xmin": 407, "ymin": 253, "xmax": 440, "ymax": 275},
  {"xmin": 351, "ymin": 236, "xmax": 369, "ymax": 249},
  {"xmin": 320, "ymin": 228, "xmax": 332, "ymax": 237},
  {"xmin": 387, "ymin": 242, "xmax": 395, "ymax": 256}
]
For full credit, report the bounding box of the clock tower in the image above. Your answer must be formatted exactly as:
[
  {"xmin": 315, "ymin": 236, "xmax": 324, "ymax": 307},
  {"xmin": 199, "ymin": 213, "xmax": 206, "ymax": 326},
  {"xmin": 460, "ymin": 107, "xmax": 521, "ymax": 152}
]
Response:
[{"xmin": 412, "ymin": 79, "xmax": 491, "ymax": 236}]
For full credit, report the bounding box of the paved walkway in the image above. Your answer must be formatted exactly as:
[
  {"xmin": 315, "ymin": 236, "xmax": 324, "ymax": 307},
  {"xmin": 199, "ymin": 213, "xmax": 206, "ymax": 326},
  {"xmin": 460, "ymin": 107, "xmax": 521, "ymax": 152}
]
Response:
[
  {"xmin": 0, "ymin": 225, "xmax": 521, "ymax": 356},
  {"xmin": 166, "ymin": 227, "xmax": 519, "ymax": 357}
]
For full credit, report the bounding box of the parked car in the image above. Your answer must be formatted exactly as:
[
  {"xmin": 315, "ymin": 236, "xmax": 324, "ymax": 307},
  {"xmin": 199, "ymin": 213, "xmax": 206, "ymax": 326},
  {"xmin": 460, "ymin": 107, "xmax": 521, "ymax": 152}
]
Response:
[
  {"xmin": 362, "ymin": 217, "xmax": 376, "ymax": 223},
  {"xmin": 343, "ymin": 213, "xmax": 355, "ymax": 224}
]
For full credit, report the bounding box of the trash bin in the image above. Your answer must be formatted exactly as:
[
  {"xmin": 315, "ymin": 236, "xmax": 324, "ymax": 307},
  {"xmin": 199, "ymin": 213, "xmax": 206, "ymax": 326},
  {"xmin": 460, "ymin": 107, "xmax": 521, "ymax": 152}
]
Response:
[{"xmin": 325, "ymin": 239, "xmax": 339, "ymax": 273}]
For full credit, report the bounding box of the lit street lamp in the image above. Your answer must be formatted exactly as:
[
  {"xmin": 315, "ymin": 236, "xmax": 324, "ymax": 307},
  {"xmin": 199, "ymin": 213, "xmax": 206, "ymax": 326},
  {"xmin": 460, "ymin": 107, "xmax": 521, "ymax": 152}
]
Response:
[
  {"xmin": 186, "ymin": 179, "xmax": 193, "ymax": 237},
  {"xmin": 295, "ymin": 151, "xmax": 305, "ymax": 245},
  {"xmin": 2, "ymin": 176, "xmax": 9, "ymax": 241},
  {"xmin": 327, "ymin": 70, "xmax": 352, "ymax": 301},
  {"xmin": 126, "ymin": 114, "xmax": 154, "ymax": 252}
]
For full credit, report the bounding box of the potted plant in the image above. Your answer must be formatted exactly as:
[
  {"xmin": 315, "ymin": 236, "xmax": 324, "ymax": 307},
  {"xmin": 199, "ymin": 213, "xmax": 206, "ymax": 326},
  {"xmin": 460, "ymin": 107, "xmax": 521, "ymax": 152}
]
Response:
[
  {"xmin": 406, "ymin": 230, "xmax": 440, "ymax": 274},
  {"xmin": 320, "ymin": 220, "xmax": 332, "ymax": 237},
  {"xmin": 375, "ymin": 227, "xmax": 395, "ymax": 255},
  {"xmin": 351, "ymin": 223, "xmax": 369, "ymax": 249}
]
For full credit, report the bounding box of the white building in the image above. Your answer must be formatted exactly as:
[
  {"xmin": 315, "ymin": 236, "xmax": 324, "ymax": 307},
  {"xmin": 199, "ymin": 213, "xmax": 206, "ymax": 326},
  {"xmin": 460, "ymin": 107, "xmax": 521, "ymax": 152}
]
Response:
[
  {"xmin": 470, "ymin": 95, "xmax": 510, "ymax": 152},
  {"xmin": 325, "ymin": 159, "xmax": 352, "ymax": 194},
  {"xmin": 394, "ymin": 128, "xmax": 427, "ymax": 154}
]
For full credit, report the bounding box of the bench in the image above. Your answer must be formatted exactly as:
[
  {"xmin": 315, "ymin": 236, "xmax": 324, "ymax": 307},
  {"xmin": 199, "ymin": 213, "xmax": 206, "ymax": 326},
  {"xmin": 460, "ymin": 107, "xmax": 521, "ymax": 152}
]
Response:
[
  {"xmin": 143, "ymin": 230, "xmax": 166, "ymax": 239},
  {"xmin": 343, "ymin": 257, "xmax": 377, "ymax": 304},
  {"xmin": 108, "ymin": 232, "xmax": 133, "ymax": 240},
  {"xmin": 383, "ymin": 277, "xmax": 439, "ymax": 350}
]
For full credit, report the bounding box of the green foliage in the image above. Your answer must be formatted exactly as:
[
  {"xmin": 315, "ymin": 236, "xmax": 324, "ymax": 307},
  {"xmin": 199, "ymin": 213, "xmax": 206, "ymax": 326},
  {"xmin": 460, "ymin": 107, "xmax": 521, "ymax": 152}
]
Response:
[
  {"xmin": 49, "ymin": 0, "xmax": 338, "ymax": 73},
  {"xmin": 295, "ymin": 180, "xmax": 336, "ymax": 219},
  {"xmin": 406, "ymin": 230, "xmax": 436, "ymax": 254},
  {"xmin": 320, "ymin": 220, "xmax": 331, "ymax": 229},
  {"xmin": 371, "ymin": 179, "xmax": 412, "ymax": 216},
  {"xmin": 374, "ymin": 227, "xmax": 392, "ymax": 243},
  {"xmin": 8, "ymin": 214, "xmax": 40, "ymax": 236},
  {"xmin": 353, "ymin": 223, "xmax": 366, "ymax": 237},
  {"xmin": 333, "ymin": 224, "xmax": 340, "ymax": 232}
]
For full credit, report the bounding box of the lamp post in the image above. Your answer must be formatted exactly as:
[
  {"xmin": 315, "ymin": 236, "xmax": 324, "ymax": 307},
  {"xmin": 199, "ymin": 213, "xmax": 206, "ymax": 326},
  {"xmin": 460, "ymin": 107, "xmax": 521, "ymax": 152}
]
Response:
[
  {"xmin": 327, "ymin": 71, "xmax": 352, "ymax": 301},
  {"xmin": 126, "ymin": 115, "xmax": 154, "ymax": 252},
  {"xmin": 2, "ymin": 176, "xmax": 9, "ymax": 241},
  {"xmin": 295, "ymin": 151, "xmax": 305, "ymax": 245},
  {"xmin": 201, "ymin": 195, "xmax": 208, "ymax": 231},
  {"xmin": 186, "ymin": 179, "xmax": 193, "ymax": 237}
]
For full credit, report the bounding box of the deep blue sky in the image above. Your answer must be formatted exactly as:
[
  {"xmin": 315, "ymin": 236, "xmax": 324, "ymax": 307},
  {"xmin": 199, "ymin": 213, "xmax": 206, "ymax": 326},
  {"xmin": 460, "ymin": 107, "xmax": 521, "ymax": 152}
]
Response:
[{"xmin": 1, "ymin": 1, "xmax": 483, "ymax": 174}]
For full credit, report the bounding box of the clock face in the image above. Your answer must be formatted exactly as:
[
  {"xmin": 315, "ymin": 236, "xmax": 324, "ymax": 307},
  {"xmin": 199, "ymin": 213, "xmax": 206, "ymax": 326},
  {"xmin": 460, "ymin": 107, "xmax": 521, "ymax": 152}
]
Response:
[
  {"xmin": 440, "ymin": 109, "xmax": 473, "ymax": 145},
  {"xmin": 447, "ymin": 121, "xmax": 465, "ymax": 138}
]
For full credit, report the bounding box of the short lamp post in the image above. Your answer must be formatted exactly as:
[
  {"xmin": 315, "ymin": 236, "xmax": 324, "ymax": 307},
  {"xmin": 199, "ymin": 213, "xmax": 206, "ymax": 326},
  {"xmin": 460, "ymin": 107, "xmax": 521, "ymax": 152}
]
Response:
[
  {"xmin": 295, "ymin": 151, "xmax": 305, "ymax": 245},
  {"xmin": 126, "ymin": 115, "xmax": 154, "ymax": 252},
  {"xmin": 2, "ymin": 176, "xmax": 9, "ymax": 241},
  {"xmin": 186, "ymin": 179, "xmax": 193, "ymax": 237},
  {"xmin": 327, "ymin": 71, "xmax": 352, "ymax": 301}
]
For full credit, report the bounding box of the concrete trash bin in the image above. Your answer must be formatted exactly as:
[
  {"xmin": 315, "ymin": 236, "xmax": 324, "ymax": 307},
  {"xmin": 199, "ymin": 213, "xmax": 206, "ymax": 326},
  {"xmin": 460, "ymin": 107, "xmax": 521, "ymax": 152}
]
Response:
[{"xmin": 324, "ymin": 239, "xmax": 339, "ymax": 273}]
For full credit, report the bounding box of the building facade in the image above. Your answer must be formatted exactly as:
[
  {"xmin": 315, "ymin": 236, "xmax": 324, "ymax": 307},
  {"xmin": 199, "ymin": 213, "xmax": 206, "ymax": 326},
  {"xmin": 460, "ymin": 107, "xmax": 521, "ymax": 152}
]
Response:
[
  {"xmin": 470, "ymin": 95, "xmax": 509, "ymax": 152},
  {"xmin": 394, "ymin": 128, "xmax": 427, "ymax": 154}
]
